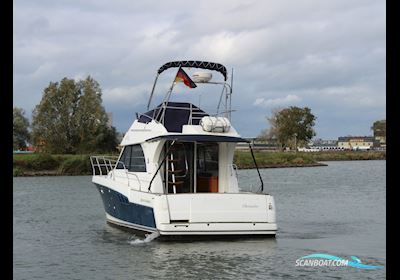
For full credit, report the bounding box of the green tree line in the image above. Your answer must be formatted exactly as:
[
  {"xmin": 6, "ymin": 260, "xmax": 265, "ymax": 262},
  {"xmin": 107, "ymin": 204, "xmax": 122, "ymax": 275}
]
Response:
[{"xmin": 13, "ymin": 76, "xmax": 118, "ymax": 154}]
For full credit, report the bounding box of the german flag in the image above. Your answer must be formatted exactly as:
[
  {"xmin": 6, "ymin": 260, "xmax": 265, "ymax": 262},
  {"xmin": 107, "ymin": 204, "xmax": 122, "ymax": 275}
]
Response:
[{"xmin": 174, "ymin": 66, "xmax": 197, "ymax": 88}]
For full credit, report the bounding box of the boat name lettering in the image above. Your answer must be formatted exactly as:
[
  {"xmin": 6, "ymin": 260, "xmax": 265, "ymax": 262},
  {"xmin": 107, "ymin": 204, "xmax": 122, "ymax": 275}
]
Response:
[{"xmin": 242, "ymin": 204, "xmax": 258, "ymax": 208}]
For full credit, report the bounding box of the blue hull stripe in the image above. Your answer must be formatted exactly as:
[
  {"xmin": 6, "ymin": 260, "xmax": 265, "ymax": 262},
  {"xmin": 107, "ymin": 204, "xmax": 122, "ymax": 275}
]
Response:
[{"xmin": 94, "ymin": 184, "xmax": 156, "ymax": 229}]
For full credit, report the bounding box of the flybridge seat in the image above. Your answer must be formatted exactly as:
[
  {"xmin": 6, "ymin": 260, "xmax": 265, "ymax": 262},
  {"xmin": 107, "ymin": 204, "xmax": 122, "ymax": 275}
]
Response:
[{"xmin": 138, "ymin": 102, "xmax": 209, "ymax": 133}]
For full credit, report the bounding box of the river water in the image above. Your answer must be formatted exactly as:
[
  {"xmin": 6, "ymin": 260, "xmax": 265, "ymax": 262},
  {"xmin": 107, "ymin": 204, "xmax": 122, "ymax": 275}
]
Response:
[{"xmin": 13, "ymin": 160, "xmax": 386, "ymax": 279}]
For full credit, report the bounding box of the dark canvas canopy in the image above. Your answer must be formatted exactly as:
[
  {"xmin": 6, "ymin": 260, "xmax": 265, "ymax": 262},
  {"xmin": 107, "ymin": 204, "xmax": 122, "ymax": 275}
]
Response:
[
  {"xmin": 138, "ymin": 102, "xmax": 209, "ymax": 133},
  {"xmin": 157, "ymin": 61, "xmax": 228, "ymax": 81}
]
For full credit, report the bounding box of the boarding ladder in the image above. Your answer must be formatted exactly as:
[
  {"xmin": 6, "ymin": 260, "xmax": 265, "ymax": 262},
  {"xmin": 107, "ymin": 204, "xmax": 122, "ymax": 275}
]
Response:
[{"xmin": 166, "ymin": 143, "xmax": 188, "ymax": 193}]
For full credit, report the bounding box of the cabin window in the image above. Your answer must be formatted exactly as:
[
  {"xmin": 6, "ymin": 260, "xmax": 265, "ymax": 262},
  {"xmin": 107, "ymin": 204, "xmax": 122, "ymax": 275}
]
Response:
[
  {"xmin": 196, "ymin": 143, "xmax": 219, "ymax": 193},
  {"xmin": 197, "ymin": 143, "xmax": 219, "ymax": 176},
  {"xmin": 117, "ymin": 144, "xmax": 146, "ymax": 172}
]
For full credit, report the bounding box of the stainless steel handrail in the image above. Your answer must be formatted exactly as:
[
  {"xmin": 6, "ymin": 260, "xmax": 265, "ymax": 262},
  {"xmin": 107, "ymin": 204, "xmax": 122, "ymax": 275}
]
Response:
[{"xmin": 90, "ymin": 156, "xmax": 142, "ymax": 189}]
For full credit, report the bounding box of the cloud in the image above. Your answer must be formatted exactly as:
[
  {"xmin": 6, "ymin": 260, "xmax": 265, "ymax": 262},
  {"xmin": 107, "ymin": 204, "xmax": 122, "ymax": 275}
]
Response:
[
  {"xmin": 103, "ymin": 84, "xmax": 150, "ymax": 106},
  {"xmin": 253, "ymin": 94, "xmax": 302, "ymax": 108},
  {"xmin": 311, "ymin": 85, "xmax": 385, "ymax": 108},
  {"xmin": 13, "ymin": 0, "xmax": 386, "ymax": 139}
]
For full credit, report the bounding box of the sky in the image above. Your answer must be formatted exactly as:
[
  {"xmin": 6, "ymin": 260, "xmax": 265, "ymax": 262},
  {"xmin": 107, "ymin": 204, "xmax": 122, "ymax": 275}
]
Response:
[{"xmin": 13, "ymin": 0, "xmax": 386, "ymax": 139}]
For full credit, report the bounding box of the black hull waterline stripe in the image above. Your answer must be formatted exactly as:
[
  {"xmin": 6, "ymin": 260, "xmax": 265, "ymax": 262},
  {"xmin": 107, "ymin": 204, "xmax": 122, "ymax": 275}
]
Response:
[{"xmin": 106, "ymin": 216, "xmax": 157, "ymax": 232}]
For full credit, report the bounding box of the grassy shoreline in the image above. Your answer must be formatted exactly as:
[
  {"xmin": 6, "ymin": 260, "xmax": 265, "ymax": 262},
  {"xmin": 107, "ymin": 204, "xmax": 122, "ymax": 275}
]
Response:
[{"xmin": 13, "ymin": 150, "xmax": 386, "ymax": 177}]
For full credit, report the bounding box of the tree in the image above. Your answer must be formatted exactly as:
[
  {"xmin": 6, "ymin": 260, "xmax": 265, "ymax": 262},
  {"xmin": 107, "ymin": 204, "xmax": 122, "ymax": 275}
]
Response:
[
  {"xmin": 13, "ymin": 107, "xmax": 30, "ymax": 150},
  {"xmin": 32, "ymin": 76, "xmax": 117, "ymax": 154},
  {"xmin": 74, "ymin": 77, "xmax": 117, "ymax": 153},
  {"xmin": 371, "ymin": 120, "xmax": 386, "ymax": 137},
  {"xmin": 267, "ymin": 106, "xmax": 316, "ymax": 150},
  {"xmin": 258, "ymin": 108, "xmax": 282, "ymax": 140}
]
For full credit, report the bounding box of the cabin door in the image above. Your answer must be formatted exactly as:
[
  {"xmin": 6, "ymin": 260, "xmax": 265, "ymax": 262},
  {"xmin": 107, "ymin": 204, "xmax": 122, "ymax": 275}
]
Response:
[
  {"xmin": 164, "ymin": 141, "xmax": 219, "ymax": 194},
  {"xmin": 165, "ymin": 141, "xmax": 194, "ymax": 194}
]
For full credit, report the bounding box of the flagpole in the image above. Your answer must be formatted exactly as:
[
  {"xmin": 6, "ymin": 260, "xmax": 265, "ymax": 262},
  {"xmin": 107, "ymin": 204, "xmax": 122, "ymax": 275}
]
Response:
[
  {"xmin": 147, "ymin": 73, "xmax": 159, "ymax": 110},
  {"xmin": 165, "ymin": 66, "xmax": 180, "ymax": 104},
  {"xmin": 157, "ymin": 67, "xmax": 180, "ymax": 122}
]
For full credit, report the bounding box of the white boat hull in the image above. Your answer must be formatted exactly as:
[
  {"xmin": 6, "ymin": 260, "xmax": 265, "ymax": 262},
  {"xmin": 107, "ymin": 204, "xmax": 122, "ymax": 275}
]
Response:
[{"xmin": 94, "ymin": 176, "xmax": 277, "ymax": 236}]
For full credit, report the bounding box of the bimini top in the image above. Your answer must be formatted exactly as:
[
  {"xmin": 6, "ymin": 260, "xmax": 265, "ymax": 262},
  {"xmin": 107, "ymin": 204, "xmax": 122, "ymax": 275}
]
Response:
[
  {"xmin": 157, "ymin": 61, "xmax": 228, "ymax": 81},
  {"xmin": 138, "ymin": 102, "xmax": 209, "ymax": 133},
  {"xmin": 146, "ymin": 134, "xmax": 249, "ymax": 143}
]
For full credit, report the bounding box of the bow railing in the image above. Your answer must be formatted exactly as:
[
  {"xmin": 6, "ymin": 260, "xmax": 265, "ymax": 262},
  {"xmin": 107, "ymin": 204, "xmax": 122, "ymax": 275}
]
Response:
[{"xmin": 90, "ymin": 156, "xmax": 141, "ymax": 188}]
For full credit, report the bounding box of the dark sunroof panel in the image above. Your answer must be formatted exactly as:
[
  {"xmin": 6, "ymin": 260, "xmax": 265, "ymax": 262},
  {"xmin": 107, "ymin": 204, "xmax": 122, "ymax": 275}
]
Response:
[{"xmin": 137, "ymin": 102, "xmax": 209, "ymax": 132}]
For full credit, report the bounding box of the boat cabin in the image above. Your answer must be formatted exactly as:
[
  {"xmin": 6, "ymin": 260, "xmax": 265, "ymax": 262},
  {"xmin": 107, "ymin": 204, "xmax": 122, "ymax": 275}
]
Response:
[{"xmin": 115, "ymin": 102, "xmax": 247, "ymax": 195}]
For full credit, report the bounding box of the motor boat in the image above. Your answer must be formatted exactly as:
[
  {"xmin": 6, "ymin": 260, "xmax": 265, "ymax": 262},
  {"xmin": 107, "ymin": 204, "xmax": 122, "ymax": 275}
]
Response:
[{"xmin": 90, "ymin": 60, "xmax": 277, "ymax": 236}]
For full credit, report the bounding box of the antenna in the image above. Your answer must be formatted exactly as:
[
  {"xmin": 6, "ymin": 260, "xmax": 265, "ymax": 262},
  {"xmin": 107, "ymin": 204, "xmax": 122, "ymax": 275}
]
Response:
[{"xmin": 230, "ymin": 67, "xmax": 233, "ymax": 120}]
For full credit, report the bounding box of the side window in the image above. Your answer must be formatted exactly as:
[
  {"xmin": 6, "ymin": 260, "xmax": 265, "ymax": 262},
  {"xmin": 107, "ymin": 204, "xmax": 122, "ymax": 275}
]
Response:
[
  {"xmin": 129, "ymin": 145, "xmax": 146, "ymax": 172},
  {"xmin": 117, "ymin": 146, "xmax": 131, "ymax": 169},
  {"xmin": 116, "ymin": 144, "xmax": 146, "ymax": 172}
]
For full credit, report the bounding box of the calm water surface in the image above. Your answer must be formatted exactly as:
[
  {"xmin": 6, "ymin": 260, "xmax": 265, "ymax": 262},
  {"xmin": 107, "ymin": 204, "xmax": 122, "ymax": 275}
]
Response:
[{"xmin": 13, "ymin": 160, "xmax": 386, "ymax": 279}]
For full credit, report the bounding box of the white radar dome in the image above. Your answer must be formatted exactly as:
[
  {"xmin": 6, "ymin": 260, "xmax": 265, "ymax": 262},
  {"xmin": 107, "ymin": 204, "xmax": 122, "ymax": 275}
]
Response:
[{"xmin": 192, "ymin": 72, "xmax": 212, "ymax": 83}]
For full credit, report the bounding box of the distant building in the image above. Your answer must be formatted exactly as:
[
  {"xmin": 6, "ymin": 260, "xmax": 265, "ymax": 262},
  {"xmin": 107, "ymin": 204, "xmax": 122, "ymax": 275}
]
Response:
[
  {"xmin": 236, "ymin": 137, "xmax": 279, "ymax": 150},
  {"xmin": 337, "ymin": 136, "xmax": 374, "ymax": 150},
  {"xmin": 26, "ymin": 144, "xmax": 36, "ymax": 152},
  {"xmin": 310, "ymin": 138, "xmax": 338, "ymax": 146},
  {"xmin": 297, "ymin": 147, "xmax": 321, "ymax": 152},
  {"xmin": 303, "ymin": 139, "xmax": 340, "ymax": 151}
]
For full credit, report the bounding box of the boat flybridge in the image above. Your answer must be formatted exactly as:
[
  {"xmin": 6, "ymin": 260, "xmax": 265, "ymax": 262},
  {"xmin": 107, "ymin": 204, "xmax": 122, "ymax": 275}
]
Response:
[{"xmin": 91, "ymin": 61, "xmax": 277, "ymax": 237}]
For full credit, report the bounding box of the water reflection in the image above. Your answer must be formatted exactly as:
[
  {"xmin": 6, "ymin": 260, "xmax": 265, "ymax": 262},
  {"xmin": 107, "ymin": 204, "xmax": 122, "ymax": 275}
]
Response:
[
  {"xmin": 148, "ymin": 240, "xmax": 277, "ymax": 280},
  {"xmin": 98, "ymin": 223, "xmax": 278, "ymax": 279}
]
